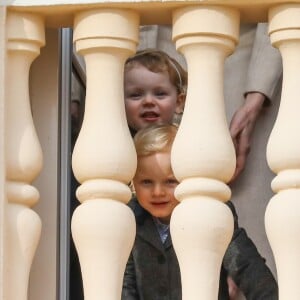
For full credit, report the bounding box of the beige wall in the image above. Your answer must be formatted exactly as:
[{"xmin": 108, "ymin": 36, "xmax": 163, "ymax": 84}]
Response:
[
  {"xmin": 0, "ymin": 6, "xmax": 6, "ymax": 300},
  {"xmin": 29, "ymin": 28, "xmax": 60, "ymax": 300}
]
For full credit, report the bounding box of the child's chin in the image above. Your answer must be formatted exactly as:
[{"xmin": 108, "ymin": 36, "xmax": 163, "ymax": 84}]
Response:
[{"xmin": 156, "ymin": 215, "xmax": 171, "ymax": 224}]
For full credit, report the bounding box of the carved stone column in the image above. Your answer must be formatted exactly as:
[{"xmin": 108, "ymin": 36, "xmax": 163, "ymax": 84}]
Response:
[
  {"xmin": 266, "ymin": 4, "xmax": 300, "ymax": 299},
  {"xmin": 5, "ymin": 11, "xmax": 45, "ymax": 300},
  {"xmin": 170, "ymin": 6, "xmax": 239, "ymax": 300},
  {"xmin": 72, "ymin": 9, "xmax": 139, "ymax": 300}
]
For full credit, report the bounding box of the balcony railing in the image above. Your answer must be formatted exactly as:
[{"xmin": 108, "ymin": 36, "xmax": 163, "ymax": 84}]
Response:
[{"xmin": 2, "ymin": 1, "xmax": 300, "ymax": 299}]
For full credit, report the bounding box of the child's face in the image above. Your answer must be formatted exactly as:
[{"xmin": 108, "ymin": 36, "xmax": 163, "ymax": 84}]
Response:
[
  {"xmin": 124, "ymin": 64, "xmax": 184, "ymax": 131},
  {"xmin": 133, "ymin": 151, "xmax": 179, "ymax": 224}
]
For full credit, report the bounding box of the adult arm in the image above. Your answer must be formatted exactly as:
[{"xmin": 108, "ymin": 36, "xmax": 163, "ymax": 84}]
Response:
[
  {"xmin": 223, "ymin": 202, "xmax": 278, "ymax": 300},
  {"xmin": 229, "ymin": 23, "xmax": 282, "ymax": 181},
  {"xmin": 245, "ymin": 23, "xmax": 282, "ymax": 100}
]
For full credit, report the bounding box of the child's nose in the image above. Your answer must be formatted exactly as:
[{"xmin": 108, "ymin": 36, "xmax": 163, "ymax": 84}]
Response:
[
  {"xmin": 153, "ymin": 184, "xmax": 165, "ymax": 196},
  {"xmin": 143, "ymin": 93, "xmax": 155, "ymax": 105}
]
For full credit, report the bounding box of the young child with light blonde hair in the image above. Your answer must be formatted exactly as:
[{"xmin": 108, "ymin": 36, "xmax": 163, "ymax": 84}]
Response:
[{"xmin": 122, "ymin": 123, "xmax": 278, "ymax": 300}]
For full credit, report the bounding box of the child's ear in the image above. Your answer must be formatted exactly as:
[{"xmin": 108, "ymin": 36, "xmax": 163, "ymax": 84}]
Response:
[{"xmin": 175, "ymin": 93, "xmax": 185, "ymax": 114}]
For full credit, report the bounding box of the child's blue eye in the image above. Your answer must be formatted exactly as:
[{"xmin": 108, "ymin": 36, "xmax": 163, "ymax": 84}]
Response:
[
  {"xmin": 155, "ymin": 91, "xmax": 167, "ymax": 98},
  {"xmin": 141, "ymin": 179, "xmax": 152, "ymax": 185},
  {"xmin": 166, "ymin": 179, "xmax": 179, "ymax": 186},
  {"xmin": 130, "ymin": 93, "xmax": 142, "ymax": 100}
]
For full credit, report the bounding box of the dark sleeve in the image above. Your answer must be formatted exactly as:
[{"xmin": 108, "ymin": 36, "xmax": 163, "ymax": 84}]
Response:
[
  {"xmin": 223, "ymin": 201, "xmax": 278, "ymax": 300},
  {"xmin": 122, "ymin": 252, "xmax": 139, "ymax": 300}
]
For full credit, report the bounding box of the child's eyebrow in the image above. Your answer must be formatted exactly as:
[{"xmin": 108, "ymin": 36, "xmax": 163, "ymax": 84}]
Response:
[{"xmin": 135, "ymin": 173, "xmax": 150, "ymax": 178}]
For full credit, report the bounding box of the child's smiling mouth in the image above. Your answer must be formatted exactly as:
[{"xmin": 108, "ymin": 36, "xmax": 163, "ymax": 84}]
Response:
[
  {"xmin": 151, "ymin": 201, "xmax": 169, "ymax": 207},
  {"xmin": 141, "ymin": 111, "xmax": 160, "ymax": 122}
]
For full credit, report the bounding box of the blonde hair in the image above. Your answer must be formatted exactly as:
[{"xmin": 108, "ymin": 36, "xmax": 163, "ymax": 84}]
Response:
[
  {"xmin": 134, "ymin": 124, "xmax": 178, "ymax": 157},
  {"xmin": 125, "ymin": 49, "xmax": 187, "ymax": 95}
]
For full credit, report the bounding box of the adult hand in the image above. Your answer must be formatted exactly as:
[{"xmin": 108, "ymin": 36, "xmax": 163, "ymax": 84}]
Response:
[{"xmin": 229, "ymin": 92, "xmax": 266, "ymax": 182}]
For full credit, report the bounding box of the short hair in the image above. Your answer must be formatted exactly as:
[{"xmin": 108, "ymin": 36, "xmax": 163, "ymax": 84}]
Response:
[
  {"xmin": 134, "ymin": 124, "xmax": 178, "ymax": 157},
  {"xmin": 125, "ymin": 49, "xmax": 187, "ymax": 95}
]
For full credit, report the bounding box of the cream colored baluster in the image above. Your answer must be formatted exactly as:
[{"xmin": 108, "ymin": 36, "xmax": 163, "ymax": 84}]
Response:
[
  {"xmin": 72, "ymin": 9, "xmax": 139, "ymax": 300},
  {"xmin": 5, "ymin": 12, "xmax": 45, "ymax": 300},
  {"xmin": 265, "ymin": 5, "xmax": 300, "ymax": 299},
  {"xmin": 170, "ymin": 6, "xmax": 239, "ymax": 300}
]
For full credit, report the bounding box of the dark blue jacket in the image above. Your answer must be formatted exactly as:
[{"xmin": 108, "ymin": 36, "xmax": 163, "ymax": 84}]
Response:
[{"xmin": 122, "ymin": 198, "xmax": 278, "ymax": 300}]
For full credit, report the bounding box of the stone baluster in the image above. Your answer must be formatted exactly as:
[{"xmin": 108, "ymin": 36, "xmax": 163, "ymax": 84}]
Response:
[
  {"xmin": 5, "ymin": 11, "xmax": 45, "ymax": 300},
  {"xmin": 265, "ymin": 4, "xmax": 300, "ymax": 299},
  {"xmin": 170, "ymin": 6, "xmax": 239, "ymax": 300},
  {"xmin": 72, "ymin": 9, "xmax": 139, "ymax": 300}
]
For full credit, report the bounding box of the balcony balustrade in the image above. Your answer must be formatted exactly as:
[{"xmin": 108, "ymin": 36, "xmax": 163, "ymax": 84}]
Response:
[{"xmin": 1, "ymin": 1, "xmax": 300, "ymax": 299}]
